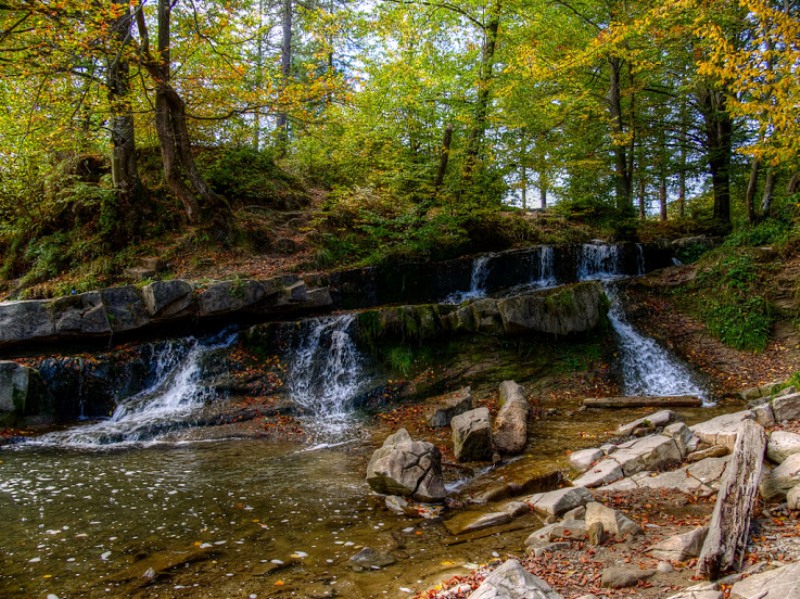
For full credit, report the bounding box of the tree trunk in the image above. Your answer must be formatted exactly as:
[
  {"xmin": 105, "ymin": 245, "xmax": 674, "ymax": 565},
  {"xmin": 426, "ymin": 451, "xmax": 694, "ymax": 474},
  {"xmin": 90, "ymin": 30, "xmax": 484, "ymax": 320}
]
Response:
[
  {"xmin": 787, "ymin": 173, "xmax": 799, "ymax": 195},
  {"xmin": 677, "ymin": 97, "xmax": 688, "ymax": 218},
  {"xmin": 462, "ymin": 1, "xmax": 501, "ymax": 186},
  {"xmin": 698, "ymin": 86, "xmax": 733, "ymax": 227},
  {"xmin": 139, "ymin": 0, "xmax": 232, "ymax": 231},
  {"xmin": 745, "ymin": 158, "xmax": 760, "ymax": 225},
  {"xmin": 434, "ymin": 124, "xmax": 453, "ymax": 190},
  {"xmin": 107, "ymin": 0, "xmax": 143, "ymax": 244},
  {"xmin": 696, "ymin": 420, "xmax": 766, "ymax": 579},
  {"xmin": 761, "ymin": 168, "xmax": 776, "ymax": 219},
  {"xmin": 608, "ymin": 57, "xmax": 633, "ymax": 211},
  {"xmin": 659, "ymin": 178, "xmax": 667, "ymax": 221},
  {"xmin": 276, "ymin": 0, "xmax": 293, "ymax": 155},
  {"xmin": 583, "ymin": 396, "xmax": 703, "ymax": 408},
  {"xmin": 638, "ymin": 176, "xmax": 646, "ymax": 220}
]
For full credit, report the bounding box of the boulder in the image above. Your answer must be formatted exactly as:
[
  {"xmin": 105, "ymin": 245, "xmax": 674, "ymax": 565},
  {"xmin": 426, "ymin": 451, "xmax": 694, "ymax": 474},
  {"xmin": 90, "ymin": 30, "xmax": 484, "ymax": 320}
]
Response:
[
  {"xmin": 730, "ymin": 561, "xmax": 800, "ymax": 598},
  {"xmin": 617, "ymin": 410, "xmax": 678, "ymax": 437},
  {"xmin": 649, "ymin": 527, "xmax": 709, "ymax": 561},
  {"xmin": 493, "ymin": 381, "xmax": 531, "ymax": 454},
  {"xmin": 766, "ymin": 431, "xmax": 800, "ymax": 464},
  {"xmin": 690, "ymin": 411, "xmax": 754, "ymax": 451},
  {"xmin": 569, "ymin": 448, "xmax": 604, "ymax": 473},
  {"xmin": 198, "ymin": 280, "xmax": 266, "ymax": 317},
  {"xmin": 498, "ymin": 281, "xmax": 606, "ymax": 336},
  {"xmin": 584, "ymin": 502, "xmax": 641, "ymax": 538},
  {"xmin": 51, "ymin": 292, "xmax": 111, "ymax": 336},
  {"xmin": 366, "ymin": 428, "xmax": 446, "ymax": 502},
  {"xmin": 772, "ymin": 392, "xmax": 800, "ymax": 422},
  {"xmin": 525, "ymin": 486, "xmax": 594, "ymax": 517},
  {"xmin": 600, "ymin": 567, "xmax": 655, "ymax": 589},
  {"xmin": 142, "ymin": 280, "xmax": 195, "ymax": 318},
  {"xmin": 427, "ymin": 387, "xmax": 473, "ymax": 428},
  {"xmin": 452, "ymin": 407, "xmax": 493, "ymax": 462},
  {"xmin": 751, "ymin": 403, "xmax": 776, "ymax": 428},
  {"xmin": 760, "ymin": 452, "xmax": 800, "ymax": 501},
  {"xmin": 0, "ymin": 361, "xmax": 51, "ymax": 425},
  {"xmin": 788, "ymin": 485, "xmax": 800, "ymax": 510},
  {"xmin": 469, "ymin": 559, "xmax": 563, "ymax": 599},
  {"xmin": 572, "ymin": 459, "xmax": 624, "ymax": 488},
  {"xmin": 0, "ymin": 300, "xmax": 55, "ymax": 346},
  {"xmin": 101, "ymin": 286, "xmax": 150, "ymax": 333},
  {"xmin": 525, "ymin": 520, "xmax": 586, "ymax": 546}
]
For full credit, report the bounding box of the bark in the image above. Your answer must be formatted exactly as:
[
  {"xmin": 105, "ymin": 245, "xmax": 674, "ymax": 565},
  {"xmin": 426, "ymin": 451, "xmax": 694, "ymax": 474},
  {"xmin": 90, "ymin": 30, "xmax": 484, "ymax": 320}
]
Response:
[
  {"xmin": 659, "ymin": 177, "xmax": 667, "ymax": 222},
  {"xmin": 276, "ymin": 0, "xmax": 293, "ymax": 154},
  {"xmin": 637, "ymin": 176, "xmax": 645, "ymax": 220},
  {"xmin": 608, "ymin": 57, "xmax": 633, "ymax": 211},
  {"xmin": 434, "ymin": 125, "xmax": 454, "ymax": 190},
  {"xmin": 696, "ymin": 420, "xmax": 766, "ymax": 579},
  {"xmin": 760, "ymin": 168, "xmax": 776, "ymax": 219},
  {"xmin": 745, "ymin": 158, "xmax": 760, "ymax": 225},
  {"xmin": 697, "ymin": 86, "xmax": 733, "ymax": 227},
  {"xmin": 788, "ymin": 173, "xmax": 800, "ymax": 195},
  {"xmin": 583, "ymin": 396, "xmax": 703, "ymax": 408},
  {"xmin": 107, "ymin": 0, "xmax": 143, "ymax": 244},
  {"xmin": 677, "ymin": 98, "xmax": 688, "ymax": 218}
]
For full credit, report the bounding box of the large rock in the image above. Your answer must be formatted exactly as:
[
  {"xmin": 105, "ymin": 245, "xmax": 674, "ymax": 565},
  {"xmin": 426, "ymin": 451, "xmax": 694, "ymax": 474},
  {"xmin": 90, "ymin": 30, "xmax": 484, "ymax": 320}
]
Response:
[
  {"xmin": 788, "ymin": 485, "xmax": 800, "ymax": 510},
  {"xmin": 0, "ymin": 361, "xmax": 51, "ymax": 425},
  {"xmin": 730, "ymin": 561, "xmax": 800, "ymax": 598},
  {"xmin": 569, "ymin": 448, "xmax": 604, "ymax": 473},
  {"xmin": 525, "ymin": 486, "xmax": 594, "ymax": 517},
  {"xmin": 366, "ymin": 428, "xmax": 446, "ymax": 502},
  {"xmin": 617, "ymin": 410, "xmax": 678, "ymax": 437},
  {"xmin": 584, "ymin": 502, "xmax": 641, "ymax": 537},
  {"xmin": 767, "ymin": 431, "xmax": 800, "ymax": 464},
  {"xmin": 600, "ymin": 567, "xmax": 655, "ymax": 589},
  {"xmin": 760, "ymin": 453, "xmax": 800, "ymax": 501},
  {"xmin": 101, "ymin": 286, "xmax": 150, "ymax": 333},
  {"xmin": 469, "ymin": 559, "xmax": 563, "ymax": 599},
  {"xmin": 142, "ymin": 280, "xmax": 195, "ymax": 318},
  {"xmin": 52, "ymin": 292, "xmax": 111, "ymax": 336},
  {"xmin": 452, "ymin": 407, "xmax": 493, "ymax": 462},
  {"xmin": 498, "ymin": 281, "xmax": 606, "ymax": 336},
  {"xmin": 772, "ymin": 392, "xmax": 800, "ymax": 422},
  {"xmin": 597, "ymin": 456, "xmax": 730, "ymax": 497},
  {"xmin": 649, "ymin": 527, "xmax": 709, "ymax": 561},
  {"xmin": 493, "ymin": 381, "xmax": 531, "ymax": 455},
  {"xmin": 427, "ymin": 387, "xmax": 473, "ymax": 428},
  {"xmin": 0, "ymin": 300, "xmax": 55, "ymax": 345},
  {"xmin": 691, "ymin": 411, "xmax": 754, "ymax": 451},
  {"xmin": 525, "ymin": 520, "xmax": 586, "ymax": 547},
  {"xmin": 198, "ymin": 280, "xmax": 266, "ymax": 317}
]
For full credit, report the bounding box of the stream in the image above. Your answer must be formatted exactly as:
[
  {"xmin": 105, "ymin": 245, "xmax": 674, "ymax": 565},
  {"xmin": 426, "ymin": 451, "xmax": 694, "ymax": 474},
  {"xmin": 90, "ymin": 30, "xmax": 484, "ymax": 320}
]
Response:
[{"xmin": 0, "ymin": 243, "xmax": 713, "ymax": 598}]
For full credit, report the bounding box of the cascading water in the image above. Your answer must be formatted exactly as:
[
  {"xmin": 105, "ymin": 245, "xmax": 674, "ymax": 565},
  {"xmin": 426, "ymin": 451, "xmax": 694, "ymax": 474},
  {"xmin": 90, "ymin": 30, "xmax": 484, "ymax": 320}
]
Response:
[
  {"xmin": 29, "ymin": 332, "xmax": 237, "ymax": 447},
  {"xmin": 445, "ymin": 255, "xmax": 492, "ymax": 303},
  {"xmin": 288, "ymin": 314, "xmax": 366, "ymax": 440},
  {"xmin": 604, "ymin": 284, "xmax": 709, "ymax": 404},
  {"xmin": 578, "ymin": 243, "xmax": 624, "ymax": 280},
  {"xmin": 533, "ymin": 245, "xmax": 557, "ymax": 288}
]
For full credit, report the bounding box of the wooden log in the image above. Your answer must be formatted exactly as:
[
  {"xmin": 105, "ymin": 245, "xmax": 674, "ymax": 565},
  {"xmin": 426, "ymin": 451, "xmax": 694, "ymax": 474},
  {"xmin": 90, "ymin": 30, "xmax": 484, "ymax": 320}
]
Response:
[
  {"xmin": 583, "ymin": 395, "xmax": 703, "ymax": 408},
  {"xmin": 696, "ymin": 419, "xmax": 766, "ymax": 580}
]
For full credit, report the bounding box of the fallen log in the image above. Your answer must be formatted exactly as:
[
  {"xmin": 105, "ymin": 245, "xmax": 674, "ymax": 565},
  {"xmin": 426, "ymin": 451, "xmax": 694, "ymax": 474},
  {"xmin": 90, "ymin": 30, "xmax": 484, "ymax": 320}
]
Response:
[
  {"xmin": 583, "ymin": 395, "xmax": 703, "ymax": 408},
  {"xmin": 696, "ymin": 419, "xmax": 766, "ymax": 579}
]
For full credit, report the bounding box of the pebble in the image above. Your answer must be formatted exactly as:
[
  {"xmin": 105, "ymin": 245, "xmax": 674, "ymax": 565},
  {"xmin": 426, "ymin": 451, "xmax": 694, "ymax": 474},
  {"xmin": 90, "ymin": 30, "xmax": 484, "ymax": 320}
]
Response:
[
  {"xmin": 657, "ymin": 561, "xmax": 674, "ymax": 574},
  {"xmin": 100, "ymin": 551, "xmax": 111, "ymax": 561}
]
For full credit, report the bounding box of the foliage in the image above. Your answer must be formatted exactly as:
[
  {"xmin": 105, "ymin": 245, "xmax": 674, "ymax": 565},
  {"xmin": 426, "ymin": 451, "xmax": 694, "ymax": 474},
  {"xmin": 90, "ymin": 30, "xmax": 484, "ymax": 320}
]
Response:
[{"xmin": 692, "ymin": 250, "xmax": 774, "ymax": 351}]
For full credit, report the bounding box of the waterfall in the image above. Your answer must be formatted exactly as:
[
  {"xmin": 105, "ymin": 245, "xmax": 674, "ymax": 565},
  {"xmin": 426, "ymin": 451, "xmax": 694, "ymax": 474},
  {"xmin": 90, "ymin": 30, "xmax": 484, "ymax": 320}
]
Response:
[
  {"xmin": 533, "ymin": 245, "xmax": 557, "ymax": 288},
  {"xmin": 445, "ymin": 255, "xmax": 492, "ymax": 303},
  {"xmin": 288, "ymin": 314, "xmax": 365, "ymax": 438},
  {"xmin": 29, "ymin": 332, "xmax": 237, "ymax": 447},
  {"xmin": 578, "ymin": 243, "xmax": 624, "ymax": 281},
  {"xmin": 605, "ymin": 284, "xmax": 709, "ymax": 404},
  {"xmin": 635, "ymin": 243, "xmax": 646, "ymax": 275}
]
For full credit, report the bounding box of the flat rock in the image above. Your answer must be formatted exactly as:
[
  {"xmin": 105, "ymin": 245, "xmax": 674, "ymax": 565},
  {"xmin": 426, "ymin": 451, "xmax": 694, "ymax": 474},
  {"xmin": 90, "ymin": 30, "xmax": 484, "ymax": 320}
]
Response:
[
  {"xmin": 349, "ymin": 547, "xmax": 396, "ymax": 572},
  {"xmin": 572, "ymin": 457, "xmax": 623, "ymax": 488},
  {"xmin": 767, "ymin": 431, "xmax": 800, "ymax": 464},
  {"xmin": 730, "ymin": 561, "xmax": 800, "ymax": 598},
  {"xmin": 617, "ymin": 410, "xmax": 678, "ymax": 437},
  {"xmin": 445, "ymin": 511, "xmax": 512, "ymax": 536},
  {"xmin": 666, "ymin": 592, "xmax": 723, "ymax": 599},
  {"xmin": 691, "ymin": 411, "xmax": 754, "ymax": 451},
  {"xmin": 569, "ymin": 448, "xmax": 604, "ymax": 474},
  {"xmin": 427, "ymin": 387, "xmax": 472, "ymax": 428},
  {"xmin": 760, "ymin": 453, "xmax": 800, "ymax": 501},
  {"xmin": 773, "ymin": 392, "xmax": 800, "ymax": 422},
  {"xmin": 525, "ymin": 486, "xmax": 594, "ymax": 517},
  {"xmin": 600, "ymin": 567, "xmax": 655, "ymax": 589},
  {"xmin": 597, "ymin": 456, "xmax": 729, "ymax": 497},
  {"xmin": 525, "ymin": 519, "xmax": 586, "ymax": 546},
  {"xmin": 584, "ymin": 502, "xmax": 641, "ymax": 537},
  {"xmin": 687, "ymin": 446, "xmax": 730, "ymax": 462},
  {"xmin": 469, "ymin": 559, "xmax": 564, "ymax": 599},
  {"xmin": 452, "ymin": 407, "xmax": 493, "ymax": 462},
  {"xmin": 198, "ymin": 280, "xmax": 266, "ymax": 316},
  {"xmin": 649, "ymin": 527, "xmax": 709, "ymax": 561}
]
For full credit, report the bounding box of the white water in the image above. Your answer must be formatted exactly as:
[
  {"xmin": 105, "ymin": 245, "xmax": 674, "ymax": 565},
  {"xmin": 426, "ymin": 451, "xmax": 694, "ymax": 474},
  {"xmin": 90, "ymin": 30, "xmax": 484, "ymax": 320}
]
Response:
[
  {"xmin": 288, "ymin": 314, "xmax": 365, "ymax": 438},
  {"xmin": 578, "ymin": 242, "xmax": 625, "ymax": 280},
  {"xmin": 533, "ymin": 245, "xmax": 557, "ymax": 288},
  {"xmin": 445, "ymin": 255, "xmax": 493, "ymax": 303},
  {"xmin": 605, "ymin": 284, "xmax": 709, "ymax": 404},
  {"xmin": 30, "ymin": 333, "xmax": 237, "ymax": 448}
]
